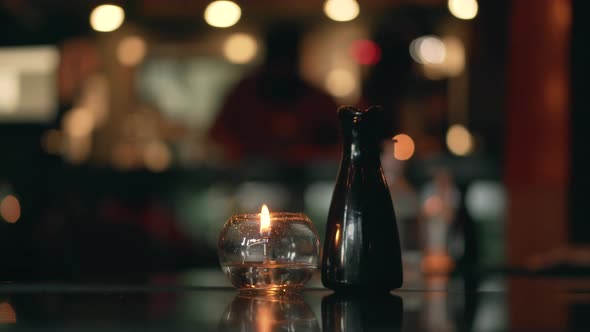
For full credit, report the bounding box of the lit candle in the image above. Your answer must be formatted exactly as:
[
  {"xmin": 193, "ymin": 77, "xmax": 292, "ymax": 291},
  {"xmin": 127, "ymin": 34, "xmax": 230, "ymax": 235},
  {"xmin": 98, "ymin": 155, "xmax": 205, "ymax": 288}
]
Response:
[{"xmin": 218, "ymin": 205, "xmax": 320, "ymax": 294}]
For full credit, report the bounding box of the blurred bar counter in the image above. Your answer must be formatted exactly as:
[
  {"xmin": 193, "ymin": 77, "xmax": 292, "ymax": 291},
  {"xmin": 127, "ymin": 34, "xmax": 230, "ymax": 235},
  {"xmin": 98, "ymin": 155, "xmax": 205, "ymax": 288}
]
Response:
[{"xmin": 0, "ymin": 154, "xmax": 501, "ymax": 281}]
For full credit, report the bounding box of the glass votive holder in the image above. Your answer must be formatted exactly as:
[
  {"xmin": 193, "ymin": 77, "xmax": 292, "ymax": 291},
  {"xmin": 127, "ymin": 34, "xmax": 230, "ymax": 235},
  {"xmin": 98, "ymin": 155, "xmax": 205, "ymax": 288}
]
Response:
[{"xmin": 218, "ymin": 209, "xmax": 320, "ymax": 296}]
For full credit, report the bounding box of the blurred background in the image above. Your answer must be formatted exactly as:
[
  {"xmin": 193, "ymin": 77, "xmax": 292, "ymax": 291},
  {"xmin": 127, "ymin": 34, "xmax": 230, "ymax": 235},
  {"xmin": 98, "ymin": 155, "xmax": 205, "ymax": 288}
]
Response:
[{"xmin": 0, "ymin": 0, "xmax": 586, "ymax": 288}]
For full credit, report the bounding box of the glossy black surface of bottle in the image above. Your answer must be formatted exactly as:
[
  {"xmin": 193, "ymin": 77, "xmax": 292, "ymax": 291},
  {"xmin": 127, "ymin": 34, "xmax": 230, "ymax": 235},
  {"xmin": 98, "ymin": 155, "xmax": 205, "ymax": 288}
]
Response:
[{"xmin": 321, "ymin": 105, "xmax": 403, "ymax": 292}]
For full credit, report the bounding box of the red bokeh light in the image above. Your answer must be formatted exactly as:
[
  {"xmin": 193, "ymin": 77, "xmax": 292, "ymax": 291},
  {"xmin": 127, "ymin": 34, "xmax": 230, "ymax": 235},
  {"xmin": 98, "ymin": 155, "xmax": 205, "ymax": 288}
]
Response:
[{"xmin": 350, "ymin": 39, "xmax": 381, "ymax": 65}]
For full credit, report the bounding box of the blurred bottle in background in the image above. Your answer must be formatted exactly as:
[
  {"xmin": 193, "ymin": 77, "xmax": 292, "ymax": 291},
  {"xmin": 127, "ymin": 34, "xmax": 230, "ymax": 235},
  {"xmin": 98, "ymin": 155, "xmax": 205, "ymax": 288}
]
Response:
[
  {"xmin": 381, "ymin": 140, "xmax": 420, "ymax": 283},
  {"xmin": 420, "ymin": 169, "xmax": 460, "ymax": 276}
]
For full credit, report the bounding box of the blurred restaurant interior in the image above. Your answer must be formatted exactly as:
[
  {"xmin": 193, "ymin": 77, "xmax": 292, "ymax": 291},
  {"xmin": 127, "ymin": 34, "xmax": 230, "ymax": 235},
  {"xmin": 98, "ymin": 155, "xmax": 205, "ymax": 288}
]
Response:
[{"xmin": 0, "ymin": 0, "xmax": 589, "ymax": 330}]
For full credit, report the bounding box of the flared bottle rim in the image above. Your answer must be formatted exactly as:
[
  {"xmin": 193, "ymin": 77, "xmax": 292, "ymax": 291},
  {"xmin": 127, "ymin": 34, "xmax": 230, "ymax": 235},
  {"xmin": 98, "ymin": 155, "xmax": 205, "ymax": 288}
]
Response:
[{"xmin": 337, "ymin": 105, "xmax": 384, "ymax": 117}]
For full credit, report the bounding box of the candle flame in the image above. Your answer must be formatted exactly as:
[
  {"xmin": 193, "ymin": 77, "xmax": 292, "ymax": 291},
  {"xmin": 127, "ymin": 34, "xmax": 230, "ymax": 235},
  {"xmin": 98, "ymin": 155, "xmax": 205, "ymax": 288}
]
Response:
[{"xmin": 260, "ymin": 204, "xmax": 271, "ymax": 235}]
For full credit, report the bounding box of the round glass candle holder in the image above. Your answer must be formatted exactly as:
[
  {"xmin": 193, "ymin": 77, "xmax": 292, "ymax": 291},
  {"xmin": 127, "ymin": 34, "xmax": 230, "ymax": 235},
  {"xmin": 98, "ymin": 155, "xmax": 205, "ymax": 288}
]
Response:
[{"xmin": 218, "ymin": 212, "xmax": 320, "ymax": 295}]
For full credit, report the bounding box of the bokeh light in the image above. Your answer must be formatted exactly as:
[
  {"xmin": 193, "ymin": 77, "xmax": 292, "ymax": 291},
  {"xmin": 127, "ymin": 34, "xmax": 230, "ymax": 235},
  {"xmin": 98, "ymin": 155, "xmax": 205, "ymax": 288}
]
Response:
[
  {"xmin": 410, "ymin": 36, "xmax": 447, "ymax": 65},
  {"xmin": 0, "ymin": 71, "xmax": 19, "ymax": 113},
  {"xmin": 62, "ymin": 108, "xmax": 94, "ymax": 138},
  {"xmin": 223, "ymin": 33, "xmax": 258, "ymax": 64},
  {"xmin": 423, "ymin": 195, "xmax": 444, "ymax": 218},
  {"xmin": 323, "ymin": 0, "xmax": 360, "ymax": 22},
  {"xmin": 421, "ymin": 252, "xmax": 454, "ymax": 274},
  {"xmin": 325, "ymin": 68, "xmax": 356, "ymax": 98},
  {"xmin": 448, "ymin": 0, "xmax": 478, "ymax": 20},
  {"xmin": 419, "ymin": 36, "xmax": 465, "ymax": 79},
  {"xmin": 0, "ymin": 302, "xmax": 16, "ymax": 323},
  {"xmin": 0, "ymin": 195, "xmax": 21, "ymax": 224},
  {"xmin": 350, "ymin": 39, "xmax": 381, "ymax": 65},
  {"xmin": 440, "ymin": 36, "xmax": 465, "ymax": 76},
  {"xmin": 65, "ymin": 136, "xmax": 92, "ymax": 164},
  {"xmin": 392, "ymin": 134, "xmax": 415, "ymax": 160},
  {"xmin": 204, "ymin": 1, "xmax": 241, "ymax": 28},
  {"xmin": 90, "ymin": 4, "xmax": 125, "ymax": 32},
  {"xmin": 143, "ymin": 141, "xmax": 172, "ymax": 172},
  {"xmin": 446, "ymin": 124, "xmax": 473, "ymax": 156},
  {"xmin": 422, "ymin": 37, "xmax": 446, "ymax": 64},
  {"xmin": 465, "ymin": 181, "xmax": 506, "ymax": 221},
  {"xmin": 117, "ymin": 36, "xmax": 147, "ymax": 67}
]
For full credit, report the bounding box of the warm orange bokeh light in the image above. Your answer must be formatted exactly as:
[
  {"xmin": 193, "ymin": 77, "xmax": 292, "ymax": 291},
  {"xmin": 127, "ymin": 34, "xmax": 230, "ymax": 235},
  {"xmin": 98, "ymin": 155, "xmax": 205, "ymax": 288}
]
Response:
[
  {"xmin": 0, "ymin": 302, "xmax": 16, "ymax": 324},
  {"xmin": 223, "ymin": 33, "xmax": 258, "ymax": 64},
  {"xmin": 423, "ymin": 195, "xmax": 443, "ymax": 217},
  {"xmin": 62, "ymin": 108, "xmax": 94, "ymax": 138},
  {"xmin": 325, "ymin": 68, "xmax": 356, "ymax": 98},
  {"xmin": 421, "ymin": 252, "xmax": 455, "ymax": 275},
  {"xmin": 0, "ymin": 195, "xmax": 21, "ymax": 223},
  {"xmin": 143, "ymin": 141, "xmax": 171, "ymax": 173},
  {"xmin": 392, "ymin": 134, "xmax": 415, "ymax": 160},
  {"xmin": 260, "ymin": 204, "xmax": 271, "ymax": 235},
  {"xmin": 117, "ymin": 35, "xmax": 147, "ymax": 67},
  {"xmin": 446, "ymin": 124, "xmax": 473, "ymax": 156}
]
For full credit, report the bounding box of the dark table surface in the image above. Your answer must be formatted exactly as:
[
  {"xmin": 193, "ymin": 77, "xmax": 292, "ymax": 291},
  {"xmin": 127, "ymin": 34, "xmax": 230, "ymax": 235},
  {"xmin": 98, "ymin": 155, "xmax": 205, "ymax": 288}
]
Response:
[{"xmin": 0, "ymin": 269, "xmax": 588, "ymax": 331}]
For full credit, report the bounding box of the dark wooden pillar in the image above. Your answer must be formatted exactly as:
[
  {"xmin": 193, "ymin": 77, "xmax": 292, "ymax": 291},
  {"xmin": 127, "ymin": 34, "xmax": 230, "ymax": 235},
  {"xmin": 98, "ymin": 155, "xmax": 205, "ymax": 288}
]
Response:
[
  {"xmin": 507, "ymin": 0, "xmax": 572, "ymax": 330},
  {"xmin": 505, "ymin": 0, "xmax": 571, "ymax": 267}
]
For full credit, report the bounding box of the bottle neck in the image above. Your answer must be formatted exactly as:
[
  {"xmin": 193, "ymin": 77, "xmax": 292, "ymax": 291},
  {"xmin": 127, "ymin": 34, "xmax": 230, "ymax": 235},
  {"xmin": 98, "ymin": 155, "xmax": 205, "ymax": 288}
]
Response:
[{"xmin": 341, "ymin": 127, "xmax": 381, "ymax": 164}]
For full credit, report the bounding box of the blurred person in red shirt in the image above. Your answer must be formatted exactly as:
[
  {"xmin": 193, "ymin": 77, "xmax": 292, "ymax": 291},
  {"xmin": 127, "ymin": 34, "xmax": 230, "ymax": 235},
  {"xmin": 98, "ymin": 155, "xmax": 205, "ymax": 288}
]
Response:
[{"xmin": 210, "ymin": 22, "xmax": 339, "ymax": 164}]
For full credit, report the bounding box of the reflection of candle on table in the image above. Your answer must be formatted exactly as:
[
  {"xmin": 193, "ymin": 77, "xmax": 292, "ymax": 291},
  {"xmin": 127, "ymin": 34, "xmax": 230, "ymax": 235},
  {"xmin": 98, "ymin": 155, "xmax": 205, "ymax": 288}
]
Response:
[
  {"xmin": 260, "ymin": 204, "xmax": 271, "ymax": 258},
  {"xmin": 256, "ymin": 301, "xmax": 273, "ymax": 332}
]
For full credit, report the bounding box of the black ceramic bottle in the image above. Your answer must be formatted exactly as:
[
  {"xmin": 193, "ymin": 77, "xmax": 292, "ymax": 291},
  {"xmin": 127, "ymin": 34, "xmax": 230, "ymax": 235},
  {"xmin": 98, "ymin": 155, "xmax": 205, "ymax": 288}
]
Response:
[{"xmin": 321, "ymin": 105, "xmax": 403, "ymax": 292}]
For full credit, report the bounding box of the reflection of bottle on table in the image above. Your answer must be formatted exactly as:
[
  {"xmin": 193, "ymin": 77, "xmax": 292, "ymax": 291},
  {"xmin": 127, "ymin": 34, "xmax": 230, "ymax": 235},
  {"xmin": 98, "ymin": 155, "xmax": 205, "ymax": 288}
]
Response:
[{"xmin": 322, "ymin": 293, "xmax": 403, "ymax": 332}]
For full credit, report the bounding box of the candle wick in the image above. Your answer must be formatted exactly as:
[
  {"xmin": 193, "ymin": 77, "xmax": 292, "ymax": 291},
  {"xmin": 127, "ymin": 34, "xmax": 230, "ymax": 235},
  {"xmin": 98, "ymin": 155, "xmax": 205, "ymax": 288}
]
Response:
[{"xmin": 262, "ymin": 237, "xmax": 269, "ymax": 259}]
